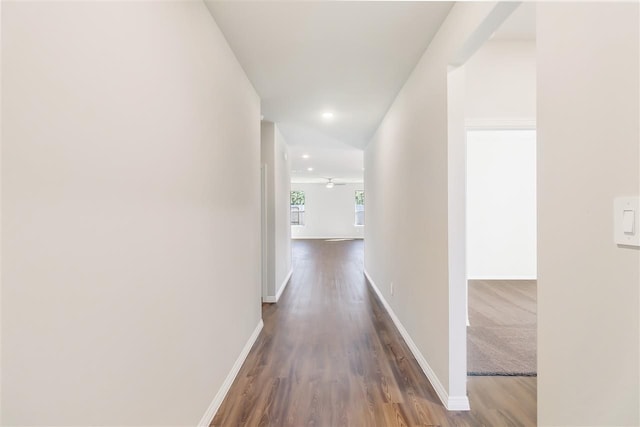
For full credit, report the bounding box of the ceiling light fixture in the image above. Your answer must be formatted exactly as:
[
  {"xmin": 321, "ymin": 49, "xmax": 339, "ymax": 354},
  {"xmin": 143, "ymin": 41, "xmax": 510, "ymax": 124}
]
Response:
[
  {"xmin": 302, "ymin": 154, "xmax": 310, "ymax": 159},
  {"xmin": 326, "ymin": 182, "xmax": 334, "ymax": 189},
  {"xmin": 322, "ymin": 112, "xmax": 334, "ymax": 120},
  {"xmin": 307, "ymin": 167, "xmax": 314, "ymax": 172}
]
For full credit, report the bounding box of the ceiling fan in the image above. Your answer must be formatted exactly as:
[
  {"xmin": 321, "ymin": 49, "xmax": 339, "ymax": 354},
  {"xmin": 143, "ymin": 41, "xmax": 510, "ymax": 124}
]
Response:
[{"xmin": 325, "ymin": 178, "xmax": 347, "ymax": 189}]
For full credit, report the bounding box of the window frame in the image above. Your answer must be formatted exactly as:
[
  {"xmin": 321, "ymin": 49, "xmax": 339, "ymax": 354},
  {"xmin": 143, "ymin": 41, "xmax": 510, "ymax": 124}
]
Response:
[
  {"xmin": 355, "ymin": 190, "xmax": 365, "ymax": 226},
  {"xmin": 290, "ymin": 190, "xmax": 306, "ymax": 226}
]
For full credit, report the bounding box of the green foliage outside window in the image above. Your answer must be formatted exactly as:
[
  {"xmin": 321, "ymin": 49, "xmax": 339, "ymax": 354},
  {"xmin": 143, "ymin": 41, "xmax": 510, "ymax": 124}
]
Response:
[
  {"xmin": 355, "ymin": 190, "xmax": 364, "ymax": 206},
  {"xmin": 291, "ymin": 191, "xmax": 305, "ymax": 206}
]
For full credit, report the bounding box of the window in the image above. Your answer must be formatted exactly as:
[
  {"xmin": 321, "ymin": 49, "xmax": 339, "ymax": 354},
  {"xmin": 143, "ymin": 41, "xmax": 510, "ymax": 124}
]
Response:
[
  {"xmin": 355, "ymin": 190, "xmax": 364, "ymax": 226},
  {"xmin": 290, "ymin": 191, "xmax": 305, "ymax": 226}
]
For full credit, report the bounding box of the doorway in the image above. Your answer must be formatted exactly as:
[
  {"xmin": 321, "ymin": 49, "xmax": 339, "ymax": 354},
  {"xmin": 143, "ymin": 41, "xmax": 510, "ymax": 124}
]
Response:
[
  {"xmin": 466, "ymin": 128, "xmax": 537, "ymax": 376},
  {"xmin": 446, "ymin": 1, "xmax": 537, "ymax": 398}
]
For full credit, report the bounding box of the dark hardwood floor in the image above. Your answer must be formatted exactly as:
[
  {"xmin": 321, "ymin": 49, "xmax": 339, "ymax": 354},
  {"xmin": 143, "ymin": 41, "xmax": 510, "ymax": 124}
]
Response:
[{"xmin": 212, "ymin": 239, "xmax": 536, "ymax": 426}]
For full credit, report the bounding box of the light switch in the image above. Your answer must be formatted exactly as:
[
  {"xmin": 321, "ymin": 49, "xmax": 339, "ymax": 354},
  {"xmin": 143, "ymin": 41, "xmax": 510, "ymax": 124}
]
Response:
[
  {"xmin": 614, "ymin": 197, "xmax": 640, "ymax": 247},
  {"xmin": 623, "ymin": 209, "xmax": 635, "ymax": 234}
]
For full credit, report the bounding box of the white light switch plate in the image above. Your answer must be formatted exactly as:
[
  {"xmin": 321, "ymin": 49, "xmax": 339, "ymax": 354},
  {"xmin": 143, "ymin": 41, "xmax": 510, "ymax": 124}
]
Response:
[{"xmin": 614, "ymin": 197, "xmax": 640, "ymax": 247}]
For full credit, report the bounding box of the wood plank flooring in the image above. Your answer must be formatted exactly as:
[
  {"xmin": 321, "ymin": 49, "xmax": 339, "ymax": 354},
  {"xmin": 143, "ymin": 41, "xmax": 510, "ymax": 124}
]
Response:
[
  {"xmin": 468, "ymin": 280, "xmax": 536, "ymax": 327},
  {"xmin": 212, "ymin": 239, "xmax": 536, "ymax": 426},
  {"xmin": 468, "ymin": 280, "xmax": 537, "ymax": 376}
]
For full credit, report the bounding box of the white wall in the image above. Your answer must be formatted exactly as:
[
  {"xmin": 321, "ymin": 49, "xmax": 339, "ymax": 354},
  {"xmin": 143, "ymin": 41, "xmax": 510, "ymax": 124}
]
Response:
[
  {"xmin": 537, "ymin": 3, "xmax": 639, "ymax": 425},
  {"xmin": 364, "ymin": 2, "xmax": 514, "ymax": 409},
  {"xmin": 1, "ymin": 2, "xmax": 262, "ymax": 425},
  {"xmin": 273, "ymin": 127, "xmax": 292, "ymax": 298},
  {"xmin": 465, "ymin": 40, "xmax": 536, "ymax": 125},
  {"xmin": 291, "ymin": 183, "xmax": 364, "ymax": 239},
  {"xmin": 261, "ymin": 122, "xmax": 292, "ymax": 301},
  {"xmin": 464, "ymin": 40, "xmax": 537, "ymax": 280},
  {"xmin": 466, "ymin": 130, "xmax": 537, "ymax": 279}
]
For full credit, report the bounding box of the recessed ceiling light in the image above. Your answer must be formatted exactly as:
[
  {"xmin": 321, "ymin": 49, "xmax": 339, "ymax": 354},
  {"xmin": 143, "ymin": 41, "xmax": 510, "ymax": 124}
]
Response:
[
  {"xmin": 302, "ymin": 154, "xmax": 310, "ymax": 159},
  {"xmin": 307, "ymin": 167, "xmax": 313, "ymax": 172},
  {"xmin": 322, "ymin": 112, "xmax": 334, "ymax": 120}
]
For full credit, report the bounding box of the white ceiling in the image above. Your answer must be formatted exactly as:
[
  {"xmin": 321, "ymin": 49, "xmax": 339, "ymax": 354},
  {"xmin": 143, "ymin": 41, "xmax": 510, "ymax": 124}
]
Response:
[{"xmin": 205, "ymin": 1, "xmax": 453, "ymax": 183}]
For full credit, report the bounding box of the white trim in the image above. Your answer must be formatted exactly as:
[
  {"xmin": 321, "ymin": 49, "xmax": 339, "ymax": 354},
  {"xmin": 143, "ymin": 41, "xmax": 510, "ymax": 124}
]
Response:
[
  {"xmin": 275, "ymin": 268, "xmax": 293, "ymax": 301},
  {"xmin": 447, "ymin": 65, "xmax": 469, "ymax": 407},
  {"xmin": 465, "ymin": 117, "xmax": 536, "ymax": 130},
  {"xmin": 291, "ymin": 180, "xmax": 364, "ymax": 185},
  {"xmin": 261, "ymin": 164, "xmax": 268, "ymax": 301},
  {"xmin": 363, "ymin": 269, "xmax": 470, "ymax": 411},
  {"xmin": 467, "ymin": 275, "xmax": 537, "ymax": 281},
  {"xmin": 291, "ymin": 236, "xmax": 364, "ymax": 240},
  {"xmin": 263, "ymin": 269, "xmax": 293, "ymax": 303},
  {"xmin": 447, "ymin": 396, "xmax": 472, "ymax": 411},
  {"xmin": 197, "ymin": 319, "xmax": 264, "ymax": 427}
]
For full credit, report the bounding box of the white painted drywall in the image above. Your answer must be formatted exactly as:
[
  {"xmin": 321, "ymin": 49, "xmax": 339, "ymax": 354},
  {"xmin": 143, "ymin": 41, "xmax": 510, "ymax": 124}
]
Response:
[
  {"xmin": 364, "ymin": 2, "xmax": 512, "ymax": 407},
  {"xmin": 1, "ymin": 2, "xmax": 262, "ymax": 425},
  {"xmin": 466, "ymin": 130, "xmax": 537, "ymax": 279},
  {"xmin": 291, "ymin": 183, "xmax": 364, "ymax": 239},
  {"xmin": 537, "ymin": 3, "xmax": 639, "ymax": 425},
  {"xmin": 261, "ymin": 122, "xmax": 292, "ymax": 300},
  {"xmin": 0, "ymin": 1, "xmax": 4, "ymax": 418},
  {"xmin": 446, "ymin": 65, "xmax": 468, "ymax": 403},
  {"xmin": 465, "ymin": 40, "xmax": 536, "ymax": 126},
  {"xmin": 464, "ymin": 40, "xmax": 537, "ymax": 280},
  {"xmin": 274, "ymin": 127, "xmax": 292, "ymax": 298}
]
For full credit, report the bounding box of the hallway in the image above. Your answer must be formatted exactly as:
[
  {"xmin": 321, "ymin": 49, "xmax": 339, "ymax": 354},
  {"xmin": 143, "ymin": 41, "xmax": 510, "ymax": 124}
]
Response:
[{"xmin": 212, "ymin": 240, "xmax": 536, "ymax": 426}]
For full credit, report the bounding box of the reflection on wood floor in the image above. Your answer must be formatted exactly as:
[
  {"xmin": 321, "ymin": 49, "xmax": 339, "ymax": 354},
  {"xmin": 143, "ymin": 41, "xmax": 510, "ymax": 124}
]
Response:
[{"xmin": 212, "ymin": 239, "xmax": 536, "ymax": 426}]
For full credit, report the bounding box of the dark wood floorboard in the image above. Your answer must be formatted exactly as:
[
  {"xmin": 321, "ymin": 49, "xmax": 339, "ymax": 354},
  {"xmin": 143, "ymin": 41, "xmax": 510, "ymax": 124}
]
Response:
[{"xmin": 212, "ymin": 239, "xmax": 536, "ymax": 426}]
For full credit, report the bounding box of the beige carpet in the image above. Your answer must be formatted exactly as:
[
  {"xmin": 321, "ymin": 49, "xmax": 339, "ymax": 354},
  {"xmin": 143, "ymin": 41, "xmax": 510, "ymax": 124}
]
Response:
[{"xmin": 467, "ymin": 280, "xmax": 537, "ymax": 376}]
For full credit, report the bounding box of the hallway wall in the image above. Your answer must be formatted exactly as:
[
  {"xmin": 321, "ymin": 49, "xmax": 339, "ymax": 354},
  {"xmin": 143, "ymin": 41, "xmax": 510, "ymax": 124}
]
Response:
[
  {"xmin": 1, "ymin": 2, "xmax": 261, "ymax": 425},
  {"xmin": 261, "ymin": 122, "xmax": 292, "ymax": 301},
  {"xmin": 367, "ymin": 1, "xmax": 639, "ymax": 423},
  {"xmin": 364, "ymin": 2, "xmax": 508, "ymax": 407},
  {"xmin": 537, "ymin": 3, "xmax": 639, "ymax": 425}
]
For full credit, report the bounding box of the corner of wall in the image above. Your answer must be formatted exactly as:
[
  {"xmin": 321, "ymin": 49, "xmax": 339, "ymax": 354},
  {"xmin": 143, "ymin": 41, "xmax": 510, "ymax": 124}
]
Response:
[
  {"xmin": 198, "ymin": 319, "xmax": 264, "ymax": 426},
  {"xmin": 363, "ymin": 270, "xmax": 470, "ymax": 411}
]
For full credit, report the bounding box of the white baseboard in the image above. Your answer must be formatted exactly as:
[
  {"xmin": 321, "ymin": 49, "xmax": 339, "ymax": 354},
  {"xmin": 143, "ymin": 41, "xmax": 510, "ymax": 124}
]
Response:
[
  {"xmin": 263, "ymin": 269, "xmax": 293, "ymax": 303},
  {"xmin": 198, "ymin": 319, "xmax": 264, "ymax": 426},
  {"xmin": 275, "ymin": 268, "xmax": 293, "ymax": 301},
  {"xmin": 363, "ymin": 269, "xmax": 470, "ymax": 411},
  {"xmin": 291, "ymin": 236, "xmax": 364, "ymax": 240},
  {"xmin": 447, "ymin": 396, "xmax": 472, "ymax": 411}
]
